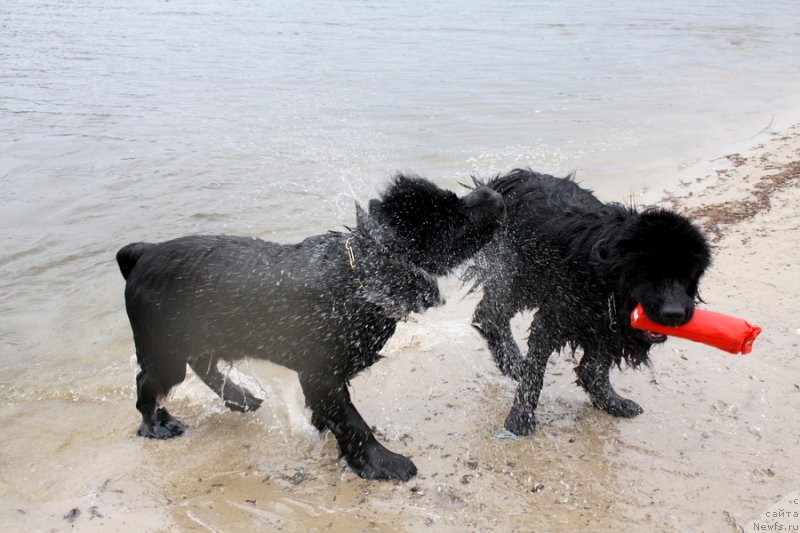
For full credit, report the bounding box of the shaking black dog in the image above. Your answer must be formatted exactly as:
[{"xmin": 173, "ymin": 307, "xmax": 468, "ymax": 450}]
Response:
[
  {"xmin": 117, "ymin": 175, "xmax": 504, "ymax": 481},
  {"xmin": 467, "ymin": 170, "xmax": 710, "ymax": 435}
]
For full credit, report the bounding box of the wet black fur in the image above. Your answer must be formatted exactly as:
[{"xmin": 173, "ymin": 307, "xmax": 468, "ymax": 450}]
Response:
[
  {"xmin": 117, "ymin": 175, "xmax": 504, "ymax": 481},
  {"xmin": 466, "ymin": 169, "xmax": 710, "ymax": 435}
]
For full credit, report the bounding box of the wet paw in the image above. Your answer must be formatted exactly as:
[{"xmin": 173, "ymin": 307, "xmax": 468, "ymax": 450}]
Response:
[
  {"xmin": 504, "ymin": 405, "xmax": 537, "ymax": 436},
  {"xmin": 596, "ymin": 397, "xmax": 644, "ymax": 418},
  {"xmin": 224, "ymin": 391, "xmax": 263, "ymax": 413},
  {"xmin": 138, "ymin": 408, "xmax": 186, "ymax": 439},
  {"xmin": 347, "ymin": 443, "xmax": 417, "ymax": 481}
]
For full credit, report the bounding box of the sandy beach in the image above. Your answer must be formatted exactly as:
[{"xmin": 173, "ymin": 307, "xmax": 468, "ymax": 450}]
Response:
[
  {"xmin": 2, "ymin": 125, "xmax": 796, "ymax": 532},
  {"xmin": 5, "ymin": 3, "xmax": 800, "ymax": 531}
]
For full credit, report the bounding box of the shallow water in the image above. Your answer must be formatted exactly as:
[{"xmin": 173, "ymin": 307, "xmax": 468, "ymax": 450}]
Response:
[{"xmin": 2, "ymin": 0, "xmax": 800, "ymax": 530}]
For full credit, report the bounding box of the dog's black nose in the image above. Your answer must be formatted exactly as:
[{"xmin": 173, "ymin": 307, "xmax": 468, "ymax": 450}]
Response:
[{"xmin": 658, "ymin": 303, "xmax": 690, "ymax": 326}]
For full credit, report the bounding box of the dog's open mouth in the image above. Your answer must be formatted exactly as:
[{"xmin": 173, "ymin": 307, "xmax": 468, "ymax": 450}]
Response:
[{"xmin": 642, "ymin": 330, "xmax": 668, "ymax": 343}]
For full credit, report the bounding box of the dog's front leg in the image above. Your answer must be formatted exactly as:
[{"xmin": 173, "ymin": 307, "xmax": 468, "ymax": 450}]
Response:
[
  {"xmin": 504, "ymin": 315, "xmax": 559, "ymax": 435},
  {"xmin": 298, "ymin": 373, "xmax": 417, "ymax": 481},
  {"xmin": 575, "ymin": 349, "xmax": 644, "ymax": 418},
  {"xmin": 472, "ymin": 296, "xmax": 524, "ymax": 379}
]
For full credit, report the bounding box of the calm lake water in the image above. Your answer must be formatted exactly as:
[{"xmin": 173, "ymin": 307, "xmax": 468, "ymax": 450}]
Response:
[{"xmin": 1, "ymin": 0, "xmax": 799, "ymax": 529}]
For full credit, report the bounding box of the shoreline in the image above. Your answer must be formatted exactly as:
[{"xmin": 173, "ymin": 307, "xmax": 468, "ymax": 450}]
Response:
[
  {"xmin": 650, "ymin": 123, "xmax": 800, "ymax": 242},
  {"xmin": 4, "ymin": 125, "xmax": 800, "ymax": 532}
]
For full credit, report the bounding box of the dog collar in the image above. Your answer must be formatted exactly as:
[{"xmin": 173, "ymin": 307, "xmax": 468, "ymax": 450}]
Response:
[
  {"xmin": 344, "ymin": 235, "xmax": 365, "ymax": 291},
  {"xmin": 345, "ymin": 235, "xmax": 357, "ymax": 271}
]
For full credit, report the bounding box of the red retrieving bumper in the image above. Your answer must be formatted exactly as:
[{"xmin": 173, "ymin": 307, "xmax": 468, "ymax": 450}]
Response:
[{"xmin": 630, "ymin": 303, "xmax": 762, "ymax": 355}]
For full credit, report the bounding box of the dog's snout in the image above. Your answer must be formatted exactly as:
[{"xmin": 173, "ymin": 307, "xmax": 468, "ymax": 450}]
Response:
[{"xmin": 463, "ymin": 186, "xmax": 506, "ymax": 222}]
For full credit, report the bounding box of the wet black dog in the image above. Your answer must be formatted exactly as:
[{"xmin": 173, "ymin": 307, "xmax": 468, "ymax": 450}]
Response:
[
  {"xmin": 117, "ymin": 175, "xmax": 504, "ymax": 481},
  {"xmin": 467, "ymin": 169, "xmax": 710, "ymax": 435}
]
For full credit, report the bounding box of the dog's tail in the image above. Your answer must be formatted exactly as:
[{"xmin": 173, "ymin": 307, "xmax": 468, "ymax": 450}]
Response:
[{"xmin": 116, "ymin": 242, "xmax": 152, "ymax": 280}]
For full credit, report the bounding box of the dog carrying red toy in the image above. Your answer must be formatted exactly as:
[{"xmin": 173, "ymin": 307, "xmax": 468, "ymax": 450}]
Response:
[{"xmin": 630, "ymin": 303, "xmax": 762, "ymax": 354}]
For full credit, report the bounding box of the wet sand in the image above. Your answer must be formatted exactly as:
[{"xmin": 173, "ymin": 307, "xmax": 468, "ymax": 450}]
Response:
[{"xmin": 3, "ymin": 126, "xmax": 800, "ymax": 532}]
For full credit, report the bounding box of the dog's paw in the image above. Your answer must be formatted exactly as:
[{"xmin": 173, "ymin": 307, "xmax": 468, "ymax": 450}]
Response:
[
  {"xmin": 138, "ymin": 408, "xmax": 186, "ymax": 439},
  {"xmin": 224, "ymin": 392, "xmax": 263, "ymax": 413},
  {"xmin": 504, "ymin": 405, "xmax": 537, "ymax": 436},
  {"xmin": 596, "ymin": 397, "xmax": 644, "ymax": 418},
  {"xmin": 347, "ymin": 443, "xmax": 417, "ymax": 481}
]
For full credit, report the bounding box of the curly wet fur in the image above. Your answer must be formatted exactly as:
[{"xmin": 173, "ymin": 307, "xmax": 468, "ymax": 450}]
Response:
[
  {"xmin": 118, "ymin": 174, "xmax": 504, "ymax": 481},
  {"xmin": 466, "ymin": 169, "xmax": 710, "ymax": 435}
]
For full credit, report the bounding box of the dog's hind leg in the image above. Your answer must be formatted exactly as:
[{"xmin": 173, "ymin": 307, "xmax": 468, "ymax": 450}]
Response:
[
  {"xmin": 135, "ymin": 366, "xmax": 186, "ymax": 439},
  {"xmin": 504, "ymin": 313, "xmax": 561, "ymax": 435},
  {"xmin": 188, "ymin": 354, "xmax": 263, "ymax": 413},
  {"xmin": 575, "ymin": 351, "xmax": 643, "ymax": 418},
  {"xmin": 472, "ymin": 295, "xmax": 523, "ymax": 379},
  {"xmin": 299, "ymin": 372, "xmax": 416, "ymax": 481}
]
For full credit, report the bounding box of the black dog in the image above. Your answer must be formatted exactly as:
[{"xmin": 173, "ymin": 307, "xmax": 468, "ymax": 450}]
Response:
[
  {"xmin": 117, "ymin": 175, "xmax": 504, "ymax": 481},
  {"xmin": 467, "ymin": 169, "xmax": 710, "ymax": 435}
]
